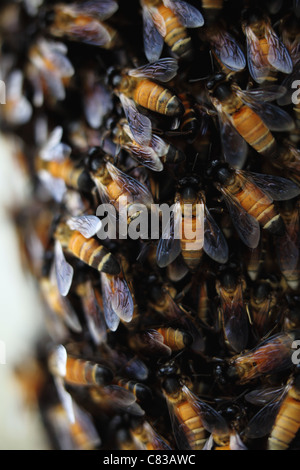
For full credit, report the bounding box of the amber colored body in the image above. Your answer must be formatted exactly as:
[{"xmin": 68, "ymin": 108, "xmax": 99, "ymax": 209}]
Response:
[
  {"xmin": 157, "ymin": 4, "xmax": 193, "ymax": 59},
  {"xmin": 224, "ymin": 172, "xmax": 280, "ymax": 231},
  {"xmin": 157, "ymin": 327, "xmax": 191, "ymax": 351},
  {"xmin": 63, "ymin": 356, "xmax": 108, "ymax": 386},
  {"xmin": 268, "ymin": 381, "xmax": 300, "ymax": 450}
]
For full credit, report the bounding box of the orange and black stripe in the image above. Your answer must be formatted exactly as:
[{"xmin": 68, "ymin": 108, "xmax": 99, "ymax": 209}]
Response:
[{"xmin": 157, "ymin": 4, "xmax": 193, "ymax": 60}]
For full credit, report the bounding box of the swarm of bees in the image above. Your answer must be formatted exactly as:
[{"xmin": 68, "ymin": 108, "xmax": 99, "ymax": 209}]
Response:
[{"xmin": 3, "ymin": 0, "xmax": 300, "ymax": 451}]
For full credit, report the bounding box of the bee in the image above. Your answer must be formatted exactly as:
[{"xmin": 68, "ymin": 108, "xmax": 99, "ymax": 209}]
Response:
[
  {"xmin": 249, "ymin": 279, "xmax": 281, "ymax": 339},
  {"xmin": 206, "ymin": 73, "xmax": 295, "ymax": 166},
  {"xmin": 48, "ymin": 344, "xmax": 114, "ymax": 387},
  {"xmin": 54, "ymin": 217, "xmax": 120, "ymax": 297},
  {"xmin": 140, "ymin": 0, "xmax": 204, "ymax": 62},
  {"xmin": 201, "ymin": 0, "xmax": 224, "ymax": 24},
  {"xmin": 90, "ymin": 157, "xmax": 155, "ymax": 230},
  {"xmin": 224, "ymin": 330, "xmax": 300, "ymax": 385},
  {"xmin": 82, "ymin": 70, "xmax": 114, "ymax": 130},
  {"xmin": 156, "ymin": 327, "xmax": 193, "ymax": 351},
  {"xmin": 215, "ymin": 270, "xmax": 249, "ymax": 353},
  {"xmin": 89, "ymin": 385, "xmax": 145, "ymax": 417},
  {"xmin": 211, "ymin": 162, "xmax": 300, "ymax": 249},
  {"xmin": 111, "ymin": 97, "xmax": 185, "ymax": 171},
  {"xmin": 161, "ymin": 377, "xmax": 229, "ymax": 450},
  {"xmin": 48, "ymin": 1, "xmax": 120, "ymax": 49},
  {"xmin": 156, "ymin": 177, "xmax": 229, "ymax": 271},
  {"xmin": 241, "ymin": 7, "xmax": 293, "ymax": 84},
  {"xmin": 109, "ymin": 57, "xmax": 184, "ymax": 117},
  {"xmin": 27, "ymin": 38, "xmax": 74, "ymax": 107},
  {"xmin": 245, "ymin": 373, "xmax": 300, "ymax": 450},
  {"xmin": 129, "ymin": 418, "xmax": 172, "ymax": 450}
]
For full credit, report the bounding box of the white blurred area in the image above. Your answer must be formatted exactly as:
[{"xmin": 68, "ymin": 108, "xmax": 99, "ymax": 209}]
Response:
[{"xmin": 0, "ymin": 134, "xmax": 50, "ymax": 449}]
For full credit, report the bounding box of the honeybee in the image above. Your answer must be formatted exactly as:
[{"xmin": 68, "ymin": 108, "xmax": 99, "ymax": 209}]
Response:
[
  {"xmin": 82, "ymin": 70, "xmax": 113, "ymax": 130},
  {"xmin": 0, "ymin": 69, "xmax": 32, "ymax": 126},
  {"xmin": 206, "ymin": 73, "xmax": 295, "ymax": 166},
  {"xmin": 27, "ymin": 38, "xmax": 74, "ymax": 107},
  {"xmin": 54, "ymin": 217, "xmax": 120, "ymax": 296},
  {"xmin": 48, "ymin": 344, "xmax": 114, "ymax": 387},
  {"xmin": 129, "ymin": 418, "xmax": 172, "ymax": 450},
  {"xmin": 249, "ymin": 279, "xmax": 281, "ymax": 339},
  {"xmin": 109, "ymin": 57, "xmax": 183, "ymax": 117},
  {"xmin": 90, "ymin": 158, "xmax": 155, "ymax": 230},
  {"xmin": 245, "ymin": 373, "xmax": 300, "ymax": 450},
  {"xmin": 224, "ymin": 330, "xmax": 300, "ymax": 385},
  {"xmin": 216, "ymin": 270, "xmax": 249, "ymax": 353},
  {"xmin": 201, "ymin": 0, "xmax": 224, "ymax": 23},
  {"xmin": 140, "ymin": 0, "xmax": 204, "ymax": 62},
  {"xmin": 156, "ymin": 177, "xmax": 229, "ymax": 271},
  {"xmin": 48, "ymin": 1, "xmax": 120, "ymax": 49},
  {"xmin": 211, "ymin": 162, "xmax": 300, "ymax": 249},
  {"xmin": 241, "ymin": 7, "xmax": 293, "ymax": 84},
  {"xmin": 90, "ymin": 385, "xmax": 145, "ymax": 417},
  {"xmin": 111, "ymin": 96, "xmax": 185, "ymax": 171},
  {"xmin": 161, "ymin": 377, "xmax": 229, "ymax": 450}
]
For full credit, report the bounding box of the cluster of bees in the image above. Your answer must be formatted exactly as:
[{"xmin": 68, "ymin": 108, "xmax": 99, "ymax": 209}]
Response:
[{"xmin": 2, "ymin": 0, "xmax": 300, "ymax": 451}]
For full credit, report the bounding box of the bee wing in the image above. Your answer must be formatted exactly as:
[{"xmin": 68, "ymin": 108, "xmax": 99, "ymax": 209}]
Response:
[
  {"xmin": 37, "ymin": 170, "xmax": 67, "ymax": 202},
  {"xmin": 266, "ymin": 25, "xmax": 293, "ymax": 75},
  {"xmin": 84, "ymin": 84, "xmax": 114, "ymax": 129},
  {"xmin": 128, "ymin": 57, "xmax": 179, "ymax": 83},
  {"xmin": 80, "ymin": 282, "xmax": 107, "ymax": 346},
  {"xmin": 210, "ymin": 30, "xmax": 246, "ymax": 72},
  {"xmin": 162, "ymin": 0, "xmax": 204, "ymax": 28},
  {"xmin": 203, "ymin": 206, "xmax": 229, "ymax": 264},
  {"xmin": 119, "ymin": 94, "xmax": 152, "ymax": 146},
  {"xmin": 124, "ymin": 141, "xmax": 164, "ymax": 172},
  {"xmin": 245, "ymin": 386, "xmax": 285, "ymax": 406},
  {"xmin": 275, "ymin": 231, "xmax": 300, "ymax": 274},
  {"xmin": 79, "ymin": 0, "xmax": 119, "ymax": 20},
  {"xmin": 229, "ymin": 433, "xmax": 247, "ymax": 450},
  {"xmin": 234, "ymin": 84, "xmax": 288, "ymax": 103},
  {"xmin": 141, "ymin": 330, "xmax": 172, "ymax": 356},
  {"xmin": 277, "ymin": 63, "xmax": 300, "ymax": 105},
  {"xmin": 245, "ymin": 26, "xmax": 272, "ymax": 84},
  {"xmin": 219, "ymin": 284, "xmax": 249, "ymax": 352},
  {"xmin": 150, "ymin": 134, "xmax": 170, "ymax": 157},
  {"xmin": 144, "ymin": 422, "xmax": 172, "ymax": 450},
  {"xmin": 245, "ymin": 171, "xmax": 300, "ymax": 201},
  {"xmin": 101, "ymin": 272, "xmax": 134, "ymax": 326},
  {"xmin": 165, "ymin": 400, "xmax": 193, "ymax": 450},
  {"xmin": 53, "ymin": 376, "xmax": 76, "ymax": 424},
  {"xmin": 244, "ymin": 395, "xmax": 286, "ymax": 439},
  {"xmin": 156, "ymin": 201, "xmax": 182, "ymax": 268},
  {"xmin": 142, "ymin": 5, "xmax": 164, "ymax": 63},
  {"xmin": 182, "ymin": 385, "xmax": 230, "ymax": 436},
  {"xmin": 294, "ymin": 0, "xmax": 300, "ymax": 17},
  {"xmin": 106, "ymin": 162, "xmax": 154, "ymax": 206},
  {"xmin": 62, "ymin": 17, "xmax": 113, "ymax": 47},
  {"xmin": 40, "ymin": 126, "xmax": 72, "ymax": 162},
  {"xmin": 220, "ymin": 186, "xmax": 260, "ymax": 249},
  {"xmin": 213, "ymin": 100, "xmax": 248, "ymax": 169},
  {"xmin": 54, "ymin": 240, "xmax": 74, "ymax": 297},
  {"xmin": 66, "ymin": 215, "xmax": 102, "ymax": 238}
]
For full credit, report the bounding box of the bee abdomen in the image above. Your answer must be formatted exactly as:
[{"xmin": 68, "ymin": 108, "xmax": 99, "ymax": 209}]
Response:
[
  {"xmin": 68, "ymin": 231, "xmax": 120, "ymax": 274},
  {"xmin": 158, "ymin": 5, "xmax": 193, "ymax": 60},
  {"xmin": 134, "ymin": 79, "xmax": 183, "ymax": 116},
  {"xmin": 157, "ymin": 327, "xmax": 192, "ymax": 350},
  {"xmin": 268, "ymin": 395, "xmax": 300, "ymax": 450}
]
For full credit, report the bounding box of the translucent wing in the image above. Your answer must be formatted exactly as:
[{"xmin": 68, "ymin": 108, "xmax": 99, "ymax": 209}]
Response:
[
  {"xmin": 163, "ymin": 0, "xmax": 204, "ymax": 28},
  {"xmin": 203, "ymin": 206, "xmax": 229, "ymax": 264},
  {"xmin": 37, "ymin": 170, "xmax": 67, "ymax": 202},
  {"xmin": 244, "ymin": 395, "xmax": 285, "ymax": 439},
  {"xmin": 182, "ymin": 385, "xmax": 229, "ymax": 435},
  {"xmin": 54, "ymin": 240, "xmax": 74, "ymax": 297},
  {"xmin": 142, "ymin": 5, "xmax": 164, "ymax": 63},
  {"xmin": 128, "ymin": 57, "xmax": 179, "ymax": 82},
  {"xmin": 245, "ymin": 27, "xmax": 272, "ymax": 83},
  {"xmin": 150, "ymin": 134, "xmax": 170, "ymax": 157},
  {"xmin": 220, "ymin": 186, "xmax": 260, "ymax": 249},
  {"xmin": 156, "ymin": 201, "xmax": 182, "ymax": 267},
  {"xmin": 235, "ymin": 84, "xmax": 287, "ymax": 103},
  {"xmin": 40, "ymin": 126, "xmax": 72, "ymax": 162},
  {"xmin": 245, "ymin": 171, "xmax": 300, "ymax": 201},
  {"xmin": 66, "ymin": 215, "xmax": 102, "ymax": 238},
  {"xmin": 210, "ymin": 30, "xmax": 246, "ymax": 72},
  {"xmin": 101, "ymin": 272, "xmax": 134, "ymax": 328},
  {"xmin": 79, "ymin": 0, "xmax": 119, "ymax": 20},
  {"xmin": 119, "ymin": 94, "xmax": 152, "ymax": 146},
  {"xmin": 266, "ymin": 26, "xmax": 293, "ymax": 75},
  {"xmin": 101, "ymin": 273, "xmax": 120, "ymax": 332}
]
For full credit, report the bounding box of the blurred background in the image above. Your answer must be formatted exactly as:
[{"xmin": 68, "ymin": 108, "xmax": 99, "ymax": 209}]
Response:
[{"xmin": 0, "ymin": 135, "xmax": 50, "ymax": 449}]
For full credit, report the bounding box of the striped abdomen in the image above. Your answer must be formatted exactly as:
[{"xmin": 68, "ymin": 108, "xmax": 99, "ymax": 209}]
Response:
[
  {"xmin": 133, "ymin": 79, "xmax": 183, "ymax": 116},
  {"xmin": 202, "ymin": 0, "xmax": 223, "ymax": 10},
  {"xmin": 158, "ymin": 5, "xmax": 193, "ymax": 60},
  {"xmin": 157, "ymin": 327, "xmax": 192, "ymax": 351},
  {"xmin": 268, "ymin": 386, "xmax": 300, "ymax": 450},
  {"xmin": 64, "ymin": 357, "xmax": 112, "ymax": 386},
  {"xmin": 180, "ymin": 201, "xmax": 204, "ymax": 271},
  {"xmin": 68, "ymin": 230, "xmax": 120, "ymax": 274},
  {"xmin": 231, "ymin": 105, "xmax": 276, "ymax": 157},
  {"xmin": 229, "ymin": 177, "xmax": 281, "ymax": 233},
  {"xmin": 176, "ymin": 401, "xmax": 207, "ymax": 450}
]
